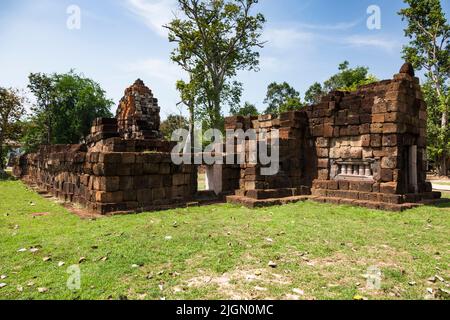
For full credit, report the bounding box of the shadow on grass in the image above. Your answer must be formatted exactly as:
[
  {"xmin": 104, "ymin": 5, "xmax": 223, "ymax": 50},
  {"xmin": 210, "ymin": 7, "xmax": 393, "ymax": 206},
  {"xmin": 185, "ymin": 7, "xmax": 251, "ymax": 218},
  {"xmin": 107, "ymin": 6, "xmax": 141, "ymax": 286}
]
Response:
[
  {"xmin": 424, "ymin": 197, "xmax": 450, "ymax": 209},
  {"xmin": 0, "ymin": 170, "xmax": 17, "ymax": 181}
]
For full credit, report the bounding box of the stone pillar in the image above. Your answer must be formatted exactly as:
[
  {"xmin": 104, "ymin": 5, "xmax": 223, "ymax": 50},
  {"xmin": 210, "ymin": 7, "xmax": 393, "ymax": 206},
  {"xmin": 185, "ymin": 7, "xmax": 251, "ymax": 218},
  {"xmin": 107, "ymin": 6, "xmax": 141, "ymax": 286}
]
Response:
[
  {"xmin": 409, "ymin": 145, "xmax": 418, "ymax": 193},
  {"xmin": 365, "ymin": 165, "xmax": 371, "ymax": 176},
  {"xmin": 205, "ymin": 164, "xmax": 223, "ymax": 195},
  {"xmin": 359, "ymin": 165, "xmax": 365, "ymax": 176}
]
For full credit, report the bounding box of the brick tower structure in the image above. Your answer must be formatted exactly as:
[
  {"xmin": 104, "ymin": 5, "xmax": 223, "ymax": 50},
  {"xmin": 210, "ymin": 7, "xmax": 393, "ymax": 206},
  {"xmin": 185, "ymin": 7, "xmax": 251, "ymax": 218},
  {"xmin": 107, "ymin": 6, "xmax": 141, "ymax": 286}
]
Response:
[{"xmin": 116, "ymin": 79, "xmax": 162, "ymax": 140}]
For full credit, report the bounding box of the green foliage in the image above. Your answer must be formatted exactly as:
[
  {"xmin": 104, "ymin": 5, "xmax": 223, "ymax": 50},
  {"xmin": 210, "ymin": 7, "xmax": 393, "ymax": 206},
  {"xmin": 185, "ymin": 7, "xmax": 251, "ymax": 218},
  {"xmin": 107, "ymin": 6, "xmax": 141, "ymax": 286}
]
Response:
[
  {"xmin": 399, "ymin": 0, "xmax": 449, "ymax": 174},
  {"xmin": 399, "ymin": 0, "xmax": 449, "ymax": 80},
  {"xmin": 304, "ymin": 82, "xmax": 323, "ymax": 105},
  {"xmin": 323, "ymin": 61, "xmax": 378, "ymax": 92},
  {"xmin": 19, "ymin": 119, "xmax": 47, "ymax": 154},
  {"xmin": 423, "ymin": 80, "xmax": 450, "ymax": 166},
  {"xmin": 0, "ymin": 88, "xmax": 26, "ymax": 170},
  {"xmin": 263, "ymin": 82, "xmax": 303, "ymax": 116},
  {"xmin": 304, "ymin": 61, "xmax": 378, "ymax": 105},
  {"xmin": 24, "ymin": 71, "xmax": 113, "ymax": 151},
  {"xmin": 230, "ymin": 102, "xmax": 259, "ymax": 117},
  {"xmin": 166, "ymin": 0, "xmax": 265, "ymax": 130},
  {"xmin": 160, "ymin": 114, "xmax": 189, "ymax": 140}
]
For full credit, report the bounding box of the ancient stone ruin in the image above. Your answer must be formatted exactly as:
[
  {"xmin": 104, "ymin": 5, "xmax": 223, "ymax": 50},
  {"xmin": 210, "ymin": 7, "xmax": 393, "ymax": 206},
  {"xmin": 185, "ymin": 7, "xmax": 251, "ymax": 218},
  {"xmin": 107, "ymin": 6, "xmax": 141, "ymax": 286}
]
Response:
[{"xmin": 13, "ymin": 64, "xmax": 443, "ymax": 214}]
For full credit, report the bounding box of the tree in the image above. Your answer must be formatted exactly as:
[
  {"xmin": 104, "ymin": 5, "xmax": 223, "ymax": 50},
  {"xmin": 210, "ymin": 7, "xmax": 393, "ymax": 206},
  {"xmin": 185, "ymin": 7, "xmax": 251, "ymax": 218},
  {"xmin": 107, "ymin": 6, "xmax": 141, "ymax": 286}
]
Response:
[
  {"xmin": 165, "ymin": 0, "xmax": 266, "ymax": 130},
  {"xmin": 323, "ymin": 61, "xmax": 378, "ymax": 92},
  {"xmin": 0, "ymin": 87, "xmax": 25, "ymax": 171},
  {"xmin": 423, "ymin": 79, "xmax": 450, "ymax": 173},
  {"xmin": 25, "ymin": 71, "xmax": 113, "ymax": 150},
  {"xmin": 28, "ymin": 73, "xmax": 54, "ymax": 144},
  {"xmin": 399, "ymin": 0, "xmax": 450, "ymax": 175},
  {"xmin": 230, "ymin": 101, "xmax": 259, "ymax": 117},
  {"xmin": 304, "ymin": 61, "xmax": 378, "ymax": 105},
  {"xmin": 160, "ymin": 114, "xmax": 189, "ymax": 140},
  {"xmin": 263, "ymin": 82, "xmax": 303, "ymax": 116},
  {"xmin": 304, "ymin": 82, "xmax": 324, "ymax": 105}
]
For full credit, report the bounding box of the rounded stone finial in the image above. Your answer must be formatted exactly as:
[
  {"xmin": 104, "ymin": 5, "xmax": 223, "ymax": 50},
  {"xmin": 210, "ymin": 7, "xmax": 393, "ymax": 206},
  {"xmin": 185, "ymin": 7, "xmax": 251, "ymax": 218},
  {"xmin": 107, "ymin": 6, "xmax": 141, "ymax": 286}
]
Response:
[{"xmin": 399, "ymin": 62, "xmax": 415, "ymax": 77}]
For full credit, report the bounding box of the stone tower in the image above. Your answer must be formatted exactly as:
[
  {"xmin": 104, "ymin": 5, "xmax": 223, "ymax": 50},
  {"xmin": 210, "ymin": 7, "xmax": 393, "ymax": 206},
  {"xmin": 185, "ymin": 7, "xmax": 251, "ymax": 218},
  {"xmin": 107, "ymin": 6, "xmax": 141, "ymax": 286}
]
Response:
[{"xmin": 116, "ymin": 79, "xmax": 162, "ymax": 140}]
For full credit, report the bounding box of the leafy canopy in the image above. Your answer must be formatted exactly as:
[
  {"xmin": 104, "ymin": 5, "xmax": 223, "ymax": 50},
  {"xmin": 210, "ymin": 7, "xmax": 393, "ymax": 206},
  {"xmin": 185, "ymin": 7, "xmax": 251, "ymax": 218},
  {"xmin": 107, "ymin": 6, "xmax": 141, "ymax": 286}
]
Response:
[
  {"xmin": 263, "ymin": 82, "xmax": 303, "ymax": 116},
  {"xmin": 399, "ymin": 0, "xmax": 449, "ymax": 174},
  {"xmin": 230, "ymin": 101, "xmax": 259, "ymax": 117},
  {"xmin": 25, "ymin": 71, "xmax": 113, "ymax": 151},
  {"xmin": 0, "ymin": 88, "xmax": 26, "ymax": 169},
  {"xmin": 304, "ymin": 61, "xmax": 378, "ymax": 105},
  {"xmin": 166, "ymin": 0, "xmax": 265, "ymax": 129},
  {"xmin": 160, "ymin": 114, "xmax": 189, "ymax": 141}
]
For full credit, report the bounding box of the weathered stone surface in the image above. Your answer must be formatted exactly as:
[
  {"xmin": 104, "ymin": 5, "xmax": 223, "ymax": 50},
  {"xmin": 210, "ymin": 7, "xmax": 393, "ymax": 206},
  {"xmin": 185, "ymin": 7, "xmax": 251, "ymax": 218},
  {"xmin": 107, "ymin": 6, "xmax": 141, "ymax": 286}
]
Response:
[
  {"xmin": 399, "ymin": 62, "xmax": 415, "ymax": 77},
  {"xmin": 13, "ymin": 65, "xmax": 440, "ymax": 214}
]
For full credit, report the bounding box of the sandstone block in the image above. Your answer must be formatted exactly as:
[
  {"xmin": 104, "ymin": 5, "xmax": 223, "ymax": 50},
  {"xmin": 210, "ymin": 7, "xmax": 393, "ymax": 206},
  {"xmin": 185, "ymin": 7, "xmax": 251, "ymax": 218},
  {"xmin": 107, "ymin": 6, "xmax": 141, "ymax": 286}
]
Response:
[
  {"xmin": 137, "ymin": 189, "xmax": 152, "ymax": 203},
  {"xmin": 359, "ymin": 123, "xmax": 370, "ymax": 134},
  {"xmin": 143, "ymin": 163, "xmax": 160, "ymax": 174},
  {"xmin": 381, "ymin": 169, "xmax": 393, "ymax": 182},
  {"xmin": 149, "ymin": 175, "xmax": 163, "ymax": 188},
  {"xmin": 121, "ymin": 153, "xmax": 136, "ymax": 164},
  {"xmin": 173, "ymin": 174, "xmax": 186, "ymax": 186},
  {"xmin": 96, "ymin": 191, "xmax": 123, "ymax": 203},
  {"xmin": 381, "ymin": 157, "xmax": 397, "ymax": 169},
  {"xmin": 382, "ymin": 134, "xmax": 398, "ymax": 147},
  {"xmin": 372, "ymin": 114, "xmax": 385, "ymax": 123},
  {"xmin": 99, "ymin": 153, "xmax": 122, "ymax": 164},
  {"xmin": 338, "ymin": 180, "xmax": 349, "ymax": 190},
  {"xmin": 370, "ymin": 124, "xmax": 383, "ymax": 134},
  {"xmin": 120, "ymin": 176, "xmax": 134, "ymax": 190},
  {"xmin": 317, "ymin": 159, "xmax": 329, "ymax": 169},
  {"xmin": 361, "ymin": 135, "xmax": 371, "ymax": 147},
  {"xmin": 370, "ymin": 135, "xmax": 382, "ymax": 147}
]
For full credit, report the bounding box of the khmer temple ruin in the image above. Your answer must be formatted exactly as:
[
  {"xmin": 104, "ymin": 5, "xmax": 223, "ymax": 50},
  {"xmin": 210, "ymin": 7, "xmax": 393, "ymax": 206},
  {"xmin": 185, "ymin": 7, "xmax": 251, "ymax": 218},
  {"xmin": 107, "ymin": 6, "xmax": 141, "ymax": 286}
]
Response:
[{"xmin": 13, "ymin": 64, "xmax": 443, "ymax": 214}]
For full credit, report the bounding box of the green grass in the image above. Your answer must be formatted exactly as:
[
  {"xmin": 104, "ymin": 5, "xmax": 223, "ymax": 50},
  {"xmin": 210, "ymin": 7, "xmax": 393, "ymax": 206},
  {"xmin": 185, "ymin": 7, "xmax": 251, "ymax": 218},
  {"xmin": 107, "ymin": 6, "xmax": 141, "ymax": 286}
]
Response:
[
  {"xmin": 198, "ymin": 173, "xmax": 206, "ymax": 191},
  {"xmin": 0, "ymin": 179, "xmax": 449, "ymax": 300},
  {"xmin": 434, "ymin": 182, "xmax": 450, "ymax": 186}
]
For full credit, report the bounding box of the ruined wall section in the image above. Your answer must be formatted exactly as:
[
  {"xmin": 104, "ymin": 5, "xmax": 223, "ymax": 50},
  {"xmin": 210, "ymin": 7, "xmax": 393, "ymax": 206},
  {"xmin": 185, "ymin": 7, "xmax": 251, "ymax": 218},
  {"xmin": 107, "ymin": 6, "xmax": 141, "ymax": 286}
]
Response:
[
  {"xmin": 309, "ymin": 65, "xmax": 435, "ymax": 210},
  {"xmin": 83, "ymin": 152, "xmax": 196, "ymax": 214},
  {"xmin": 13, "ymin": 145, "xmax": 89, "ymax": 204},
  {"xmin": 15, "ymin": 146, "xmax": 196, "ymax": 215},
  {"xmin": 14, "ymin": 80, "xmax": 196, "ymax": 215},
  {"xmin": 224, "ymin": 112, "xmax": 312, "ymax": 201}
]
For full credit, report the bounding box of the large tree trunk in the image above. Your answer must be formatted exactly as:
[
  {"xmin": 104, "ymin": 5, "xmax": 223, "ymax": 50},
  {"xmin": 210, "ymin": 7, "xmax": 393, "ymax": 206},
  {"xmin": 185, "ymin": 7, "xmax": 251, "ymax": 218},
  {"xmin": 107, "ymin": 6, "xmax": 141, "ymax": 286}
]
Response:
[
  {"xmin": 438, "ymin": 81, "xmax": 448, "ymax": 176},
  {"xmin": 0, "ymin": 144, "xmax": 4, "ymax": 171},
  {"xmin": 212, "ymin": 94, "xmax": 222, "ymax": 131},
  {"xmin": 440, "ymin": 109, "xmax": 448, "ymax": 176},
  {"xmin": 0, "ymin": 132, "xmax": 5, "ymax": 171},
  {"xmin": 189, "ymin": 102, "xmax": 195, "ymax": 155}
]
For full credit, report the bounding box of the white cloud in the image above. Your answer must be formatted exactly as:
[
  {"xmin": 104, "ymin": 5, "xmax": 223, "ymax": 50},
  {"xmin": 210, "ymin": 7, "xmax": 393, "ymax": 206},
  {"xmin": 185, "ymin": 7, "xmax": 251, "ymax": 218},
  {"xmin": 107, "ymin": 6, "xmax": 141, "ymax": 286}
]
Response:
[
  {"xmin": 124, "ymin": 57, "xmax": 185, "ymax": 83},
  {"xmin": 262, "ymin": 18, "xmax": 361, "ymax": 49},
  {"xmin": 298, "ymin": 20, "xmax": 361, "ymax": 31},
  {"xmin": 263, "ymin": 28, "xmax": 314, "ymax": 49},
  {"xmin": 259, "ymin": 56, "xmax": 281, "ymax": 71},
  {"xmin": 343, "ymin": 35, "xmax": 398, "ymax": 52},
  {"xmin": 125, "ymin": 0, "xmax": 177, "ymax": 37}
]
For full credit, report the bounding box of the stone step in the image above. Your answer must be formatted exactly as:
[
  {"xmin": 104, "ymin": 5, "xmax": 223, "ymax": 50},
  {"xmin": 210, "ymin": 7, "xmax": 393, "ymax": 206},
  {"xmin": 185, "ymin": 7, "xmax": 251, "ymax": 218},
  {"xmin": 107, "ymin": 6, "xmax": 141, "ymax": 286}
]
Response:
[
  {"xmin": 309, "ymin": 196, "xmax": 422, "ymax": 212},
  {"xmin": 238, "ymin": 187, "xmax": 311, "ymax": 200},
  {"xmin": 226, "ymin": 195, "xmax": 309, "ymax": 209},
  {"xmin": 195, "ymin": 190, "xmax": 219, "ymax": 201},
  {"xmin": 312, "ymin": 189, "xmax": 442, "ymax": 205}
]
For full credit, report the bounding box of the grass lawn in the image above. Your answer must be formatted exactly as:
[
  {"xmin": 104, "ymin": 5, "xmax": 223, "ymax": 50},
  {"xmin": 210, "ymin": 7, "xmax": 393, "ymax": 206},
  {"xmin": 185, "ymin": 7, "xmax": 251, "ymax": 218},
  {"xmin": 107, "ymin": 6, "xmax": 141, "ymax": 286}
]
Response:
[
  {"xmin": 434, "ymin": 182, "xmax": 450, "ymax": 186},
  {"xmin": 0, "ymin": 178, "xmax": 449, "ymax": 300}
]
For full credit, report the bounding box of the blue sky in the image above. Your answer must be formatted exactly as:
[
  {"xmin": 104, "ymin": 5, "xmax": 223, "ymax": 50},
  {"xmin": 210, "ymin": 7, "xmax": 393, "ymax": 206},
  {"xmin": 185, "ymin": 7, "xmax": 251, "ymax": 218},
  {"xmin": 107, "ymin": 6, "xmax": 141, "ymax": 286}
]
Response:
[{"xmin": 0, "ymin": 0, "xmax": 449, "ymax": 118}]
